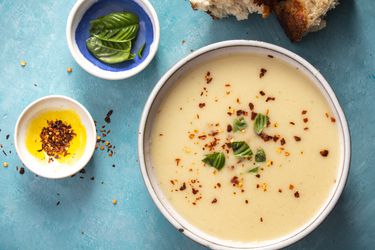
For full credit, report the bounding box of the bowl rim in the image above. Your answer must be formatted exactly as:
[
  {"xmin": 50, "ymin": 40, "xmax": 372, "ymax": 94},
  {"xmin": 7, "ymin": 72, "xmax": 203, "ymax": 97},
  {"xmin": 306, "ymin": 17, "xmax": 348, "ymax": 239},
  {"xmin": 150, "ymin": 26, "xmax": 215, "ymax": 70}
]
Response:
[
  {"xmin": 14, "ymin": 95, "xmax": 97, "ymax": 179},
  {"xmin": 66, "ymin": 0, "xmax": 160, "ymax": 80},
  {"xmin": 138, "ymin": 40, "xmax": 351, "ymax": 249}
]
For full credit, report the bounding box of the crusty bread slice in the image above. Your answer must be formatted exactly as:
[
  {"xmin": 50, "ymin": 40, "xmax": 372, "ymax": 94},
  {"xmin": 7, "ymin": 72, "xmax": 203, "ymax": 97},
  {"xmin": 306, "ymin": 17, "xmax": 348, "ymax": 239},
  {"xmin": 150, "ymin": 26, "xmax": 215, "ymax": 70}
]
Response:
[
  {"xmin": 190, "ymin": 0, "xmax": 269, "ymax": 20},
  {"xmin": 271, "ymin": 0, "xmax": 338, "ymax": 41},
  {"xmin": 189, "ymin": 0, "xmax": 338, "ymax": 42}
]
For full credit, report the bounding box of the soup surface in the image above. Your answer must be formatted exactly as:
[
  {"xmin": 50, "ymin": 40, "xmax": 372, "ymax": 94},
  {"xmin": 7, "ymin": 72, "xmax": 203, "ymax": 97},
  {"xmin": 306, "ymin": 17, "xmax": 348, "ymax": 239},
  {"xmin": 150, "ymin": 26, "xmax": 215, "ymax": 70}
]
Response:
[{"xmin": 151, "ymin": 53, "xmax": 340, "ymax": 242}]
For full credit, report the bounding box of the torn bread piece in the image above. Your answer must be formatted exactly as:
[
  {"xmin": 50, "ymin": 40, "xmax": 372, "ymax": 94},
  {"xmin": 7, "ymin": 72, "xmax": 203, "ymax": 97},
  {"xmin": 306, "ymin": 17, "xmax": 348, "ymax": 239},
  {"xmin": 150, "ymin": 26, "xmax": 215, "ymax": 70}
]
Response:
[
  {"xmin": 190, "ymin": 0, "xmax": 338, "ymax": 42},
  {"xmin": 190, "ymin": 0, "xmax": 270, "ymax": 20},
  {"xmin": 271, "ymin": 0, "xmax": 338, "ymax": 42}
]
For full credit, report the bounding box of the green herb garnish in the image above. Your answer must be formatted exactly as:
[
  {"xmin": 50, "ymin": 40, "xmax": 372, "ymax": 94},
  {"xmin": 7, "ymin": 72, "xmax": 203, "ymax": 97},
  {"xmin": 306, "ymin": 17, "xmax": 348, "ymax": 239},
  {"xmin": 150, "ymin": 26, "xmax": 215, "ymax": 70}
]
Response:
[
  {"xmin": 90, "ymin": 12, "xmax": 139, "ymax": 42},
  {"xmin": 255, "ymin": 148, "xmax": 266, "ymax": 162},
  {"xmin": 248, "ymin": 167, "xmax": 259, "ymax": 174},
  {"xmin": 233, "ymin": 117, "xmax": 247, "ymax": 132},
  {"xmin": 202, "ymin": 152, "xmax": 225, "ymax": 170},
  {"xmin": 231, "ymin": 141, "xmax": 253, "ymax": 158},
  {"xmin": 254, "ymin": 113, "xmax": 269, "ymax": 134},
  {"xmin": 86, "ymin": 37, "xmax": 135, "ymax": 64},
  {"xmin": 138, "ymin": 43, "xmax": 146, "ymax": 59},
  {"xmin": 87, "ymin": 12, "xmax": 140, "ymax": 64}
]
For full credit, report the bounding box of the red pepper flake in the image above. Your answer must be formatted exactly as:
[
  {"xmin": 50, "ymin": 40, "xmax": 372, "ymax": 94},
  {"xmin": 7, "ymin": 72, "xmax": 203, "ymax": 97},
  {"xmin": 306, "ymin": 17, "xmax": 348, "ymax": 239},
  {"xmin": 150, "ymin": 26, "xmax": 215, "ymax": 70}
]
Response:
[
  {"xmin": 211, "ymin": 198, "xmax": 218, "ymax": 204},
  {"xmin": 159, "ymin": 133, "xmax": 163, "ymax": 136},
  {"xmin": 294, "ymin": 191, "xmax": 300, "ymax": 198},
  {"xmin": 217, "ymin": 183, "xmax": 221, "ymax": 188},
  {"xmin": 249, "ymin": 102, "xmax": 254, "ymax": 111},
  {"xmin": 267, "ymin": 55, "xmax": 274, "ymax": 58},
  {"xmin": 225, "ymin": 83, "xmax": 231, "ymax": 87},
  {"xmin": 289, "ymin": 184, "xmax": 294, "ymax": 190},
  {"xmin": 289, "ymin": 122, "xmax": 295, "ymax": 125},
  {"xmin": 179, "ymin": 183, "xmax": 186, "ymax": 191},
  {"xmin": 192, "ymin": 188, "xmax": 199, "ymax": 195},
  {"xmin": 320, "ymin": 150, "xmax": 329, "ymax": 157},
  {"xmin": 227, "ymin": 125, "xmax": 233, "ymax": 132},
  {"xmin": 304, "ymin": 127, "xmax": 309, "ymax": 131},
  {"xmin": 175, "ymin": 158, "xmax": 181, "ymax": 166},
  {"xmin": 6, "ymin": 134, "xmax": 10, "ymax": 140},
  {"xmin": 40, "ymin": 120, "xmax": 76, "ymax": 162},
  {"xmin": 199, "ymin": 103, "xmax": 206, "ymax": 108},
  {"xmin": 278, "ymin": 189, "xmax": 282, "ymax": 193},
  {"xmin": 198, "ymin": 135, "xmax": 207, "ymax": 140},
  {"xmin": 325, "ymin": 112, "xmax": 329, "ymax": 118},
  {"xmin": 280, "ymin": 138, "xmax": 286, "ymax": 145},
  {"xmin": 104, "ymin": 110, "xmax": 113, "ymax": 123},
  {"xmin": 266, "ymin": 97, "xmax": 275, "ymax": 102},
  {"xmin": 303, "ymin": 118, "xmax": 309, "ymax": 123},
  {"xmin": 255, "ymin": 174, "xmax": 260, "ymax": 178},
  {"xmin": 251, "ymin": 112, "xmax": 258, "ymax": 120},
  {"xmin": 302, "ymin": 110, "xmax": 307, "ymax": 115},
  {"xmin": 331, "ymin": 117, "xmax": 336, "ymax": 123},
  {"xmin": 236, "ymin": 110, "xmax": 245, "ymax": 116},
  {"xmin": 170, "ymin": 180, "xmax": 175, "ymax": 185},
  {"xmin": 236, "ymin": 98, "xmax": 240, "ymax": 104},
  {"xmin": 259, "ymin": 68, "xmax": 267, "ymax": 78},
  {"xmin": 294, "ymin": 136, "xmax": 301, "ymax": 142},
  {"xmin": 245, "ymin": 199, "xmax": 249, "ymax": 204},
  {"xmin": 256, "ymin": 184, "xmax": 260, "ymax": 189},
  {"xmin": 260, "ymin": 217, "xmax": 264, "ymax": 222},
  {"xmin": 259, "ymin": 133, "xmax": 272, "ymax": 142},
  {"xmin": 231, "ymin": 176, "xmax": 239, "ymax": 186},
  {"xmin": 273, "ymin": 135, "xmax": 280, "ymax": 142},
  {"xmin": 205, "ymin": 71, "xmax": 213, "ymax": 84},
  {"xmin": 259, "ymin": 90, "xmax": 266, "ymax": 96}
]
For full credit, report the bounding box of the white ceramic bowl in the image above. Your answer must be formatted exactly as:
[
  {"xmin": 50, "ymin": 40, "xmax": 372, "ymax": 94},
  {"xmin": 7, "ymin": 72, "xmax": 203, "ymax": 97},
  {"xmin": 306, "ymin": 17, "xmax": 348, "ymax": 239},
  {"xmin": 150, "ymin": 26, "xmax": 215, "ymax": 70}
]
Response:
[
  {"xmin": 66, "ymin": 0, "xmax": 160, "ymax": 80},
  {"xmin": 14, "ymin": 95, "xmax": 96, "ymax": 179},
  {"xmin": 138, "ymin": 40, "xmax": 351, "ymax": 249}
]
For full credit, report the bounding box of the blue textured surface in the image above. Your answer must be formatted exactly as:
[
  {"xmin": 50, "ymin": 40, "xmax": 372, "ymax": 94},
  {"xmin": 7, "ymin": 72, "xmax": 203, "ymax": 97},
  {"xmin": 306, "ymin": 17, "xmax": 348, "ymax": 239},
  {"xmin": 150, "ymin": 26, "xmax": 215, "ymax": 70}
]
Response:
[
  {"xmin": 76, "ymin": 0, "xmax": 154, "ymax": 71},
  {"xmin": 0, "ymin": 0, "xmax": 374, "ymax": 249}
]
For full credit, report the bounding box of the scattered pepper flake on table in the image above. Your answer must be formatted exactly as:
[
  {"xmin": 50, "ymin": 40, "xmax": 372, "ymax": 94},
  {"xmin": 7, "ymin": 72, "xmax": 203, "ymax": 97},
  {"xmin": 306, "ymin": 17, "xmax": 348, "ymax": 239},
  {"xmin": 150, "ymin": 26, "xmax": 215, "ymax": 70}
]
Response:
[{"xmin": 20, "ymin": 60, "xmax": 27, "ymax": 67}]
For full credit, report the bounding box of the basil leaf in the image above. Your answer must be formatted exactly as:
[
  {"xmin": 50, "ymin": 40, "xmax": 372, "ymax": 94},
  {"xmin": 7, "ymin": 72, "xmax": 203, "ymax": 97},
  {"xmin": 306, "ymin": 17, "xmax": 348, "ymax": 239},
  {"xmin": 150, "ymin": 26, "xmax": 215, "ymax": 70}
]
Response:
[
  {"xmin": 255, "ymin": 148, "xmax": 266, "ymax": 162},
  {"xmin": 231, "ymin": 141, "xmax": 253, "ymax": 158},
  {"xmin": 138, "ymin": 43, "xmax": 146, "ymax": 59},
  {"xmin": 248, "ymin": 167, "xmax": 259, "ymax": 173},
  {"xmin": 254, "ymin": 113, "xmax": 269, "ymax": 134},
  {"xmin": 233, "ymin": 117, "xmax": 247, "ymax": 132},
  {"xmin": 90, "ymin": 12, "xmax": 139, "ymax": 42},
  {"xmin": 86, "ymin": 37, "xmax": 135, "ymax": 64},
  {"xmin": 202, "ymin": 152, "xmax": 225, "ymax": 170}
]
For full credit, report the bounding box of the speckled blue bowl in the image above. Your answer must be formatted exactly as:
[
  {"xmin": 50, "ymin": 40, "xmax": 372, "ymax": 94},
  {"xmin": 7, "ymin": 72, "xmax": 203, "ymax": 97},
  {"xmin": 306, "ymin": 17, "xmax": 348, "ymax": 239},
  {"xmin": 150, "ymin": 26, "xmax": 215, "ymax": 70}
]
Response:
[{"xmin": 66, "ymin": 0, "xmax": 160, "ymax": 80}]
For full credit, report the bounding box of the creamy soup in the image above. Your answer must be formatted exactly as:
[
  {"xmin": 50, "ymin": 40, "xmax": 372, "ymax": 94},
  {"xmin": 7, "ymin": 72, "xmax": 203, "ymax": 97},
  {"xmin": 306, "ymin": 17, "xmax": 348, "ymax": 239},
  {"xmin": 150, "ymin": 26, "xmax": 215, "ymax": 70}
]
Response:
[{"xmin": 150, "ymin": 53, "xmax": 340, "ymax": 242}]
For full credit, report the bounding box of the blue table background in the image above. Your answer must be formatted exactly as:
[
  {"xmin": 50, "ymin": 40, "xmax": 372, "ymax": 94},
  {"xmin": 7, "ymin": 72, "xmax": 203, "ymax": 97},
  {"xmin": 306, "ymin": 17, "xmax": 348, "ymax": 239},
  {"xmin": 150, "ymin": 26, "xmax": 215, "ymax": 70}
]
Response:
[{"xmin": 0, "ymin": 0, "xmax": 374, "ymax": 249}]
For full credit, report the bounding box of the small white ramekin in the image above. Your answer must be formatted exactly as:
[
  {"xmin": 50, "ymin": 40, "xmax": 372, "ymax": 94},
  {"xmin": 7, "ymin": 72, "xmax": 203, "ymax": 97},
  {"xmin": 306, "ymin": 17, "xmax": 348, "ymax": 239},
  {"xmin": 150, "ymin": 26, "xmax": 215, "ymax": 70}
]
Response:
[
  {"xmin": 138, "ymin": 40, "xmax": 351, "ymax": 249},
  {"xmin": 14, "ymin": 95, "xmax": 97, "ymax": 179},
  {"xmin": 66, "ymin": 0, "xmax": 160, "ymax": 80}
]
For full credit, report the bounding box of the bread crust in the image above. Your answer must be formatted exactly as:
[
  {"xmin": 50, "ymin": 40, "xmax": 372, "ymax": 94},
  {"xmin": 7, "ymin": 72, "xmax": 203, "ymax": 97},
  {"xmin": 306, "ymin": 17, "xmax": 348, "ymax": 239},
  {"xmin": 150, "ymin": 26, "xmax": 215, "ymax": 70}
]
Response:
[{"xmin": 271, "ymin": 0, "xmax": 308, "ymax": 42}]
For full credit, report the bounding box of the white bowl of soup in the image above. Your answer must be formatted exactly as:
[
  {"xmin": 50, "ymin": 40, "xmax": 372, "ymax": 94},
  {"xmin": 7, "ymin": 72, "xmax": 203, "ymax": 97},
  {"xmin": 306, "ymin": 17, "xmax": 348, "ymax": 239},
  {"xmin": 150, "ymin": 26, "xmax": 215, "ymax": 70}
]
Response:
[{"xmin": 138, "ymin": 40, "xmax": 350, "ymax": 249}]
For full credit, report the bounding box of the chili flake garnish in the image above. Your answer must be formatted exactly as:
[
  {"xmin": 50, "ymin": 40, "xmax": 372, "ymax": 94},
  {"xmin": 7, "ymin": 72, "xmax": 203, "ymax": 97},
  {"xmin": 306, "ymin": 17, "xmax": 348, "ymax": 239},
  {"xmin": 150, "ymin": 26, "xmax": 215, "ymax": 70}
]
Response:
[
  {"xmin": 205, "ymin": 71, "xmax": 213, "ymax": 83},
  {"xmin": 294, "ymin": 191, "xmax": 300, "ymax": 198},
  {"xmin": 294, "ymin": 136, "xmax": 301, "ymax": 142},
  {"xmin": 199, "ymin": 103, "xmax": 206, "ymax": 108},
  {"xmin": 211, "ymin": 198, "xmax": 217, "ymax": 204},
  {"xmin": 259, "ymin": 68, "xmax": 267, "ymax": 78},
  {"xmin": 40, "ymin": 120, "xmax": 76, "ymax": 162},
  {"xmin": 320, "ymin": 150, "xmax": 329, "ymax": 157}
]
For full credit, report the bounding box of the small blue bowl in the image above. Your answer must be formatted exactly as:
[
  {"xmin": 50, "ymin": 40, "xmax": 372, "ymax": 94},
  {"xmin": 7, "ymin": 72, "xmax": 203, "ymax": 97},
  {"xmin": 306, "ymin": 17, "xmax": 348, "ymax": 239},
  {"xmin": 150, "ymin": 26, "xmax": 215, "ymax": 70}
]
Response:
[{"xmin": 66, "ymin": 0, "xmax": 160, "ymax": 80}]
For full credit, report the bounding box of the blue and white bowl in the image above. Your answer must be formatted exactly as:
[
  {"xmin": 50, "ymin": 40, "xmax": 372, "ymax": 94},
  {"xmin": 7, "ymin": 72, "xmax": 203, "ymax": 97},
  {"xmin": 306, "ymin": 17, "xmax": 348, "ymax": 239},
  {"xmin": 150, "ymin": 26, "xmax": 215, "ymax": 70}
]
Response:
[{"xmin": 66, "ymin": 0, "xmax": 160, "ymax": 80}]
